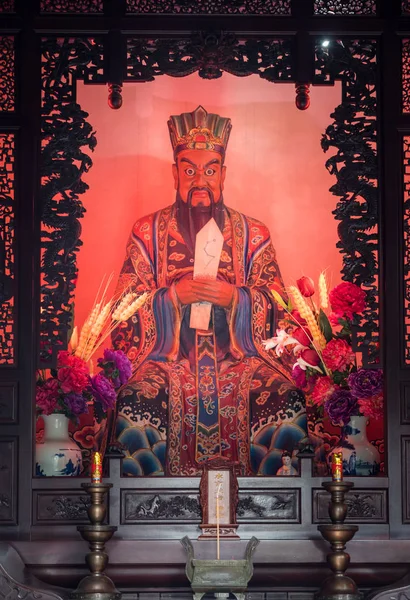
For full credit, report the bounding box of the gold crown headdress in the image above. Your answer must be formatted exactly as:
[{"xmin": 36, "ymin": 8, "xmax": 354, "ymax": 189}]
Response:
[{"xmin": 168, "ymin": 105, "xmax": 232, "ymax": 159}]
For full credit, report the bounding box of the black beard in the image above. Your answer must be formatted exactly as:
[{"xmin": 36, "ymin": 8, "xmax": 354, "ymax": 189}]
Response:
[{"xmin": 175, "ymin": 189, "xmax": 225, "ymax": 254}]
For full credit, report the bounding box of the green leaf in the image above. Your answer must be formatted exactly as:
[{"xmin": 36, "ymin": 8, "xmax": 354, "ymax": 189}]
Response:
[{"xmin": 319, "ymin": 309, "xmax": 333, "ymax": 342}]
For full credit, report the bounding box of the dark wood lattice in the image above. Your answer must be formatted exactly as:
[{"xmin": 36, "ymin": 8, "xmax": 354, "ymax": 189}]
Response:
[
  {"xmin": 125, "ymin": 0, "xmax": 291, "ymax": 14},
  {"xmin": 403, "ymin": 137, "xmax": 410, "ymax": 364},
  {"xmin": 40, "ymin": 0, "xmax": 103, "ymax": 12},
  {"xmin": 0, "ymin": 37, "xmax": 15, "ymax": 113},
  {"xmin": 126, "ymin": 34, "xmax": 294, "ymax": 81},
  {"xmin": 314, "ymin": 0, "xmax": 376, "ymax": 15},
  {"xmin": 315, "ymin": 39, "xmax": 379, "ymax": 366},
  {"xmin": 403, "ymin": 40, "xmax": 410, "ymax": 113},
  {"xmin": 0, "ymin": 1, "xmax": 15, "ymax": 12},
  {"xmin": 0, "ymin": 134, "xmax": 16, "ymax": 366},
  {"xmin": 40, "ymin": 38, "xmax": 104, "ymax": 365}
]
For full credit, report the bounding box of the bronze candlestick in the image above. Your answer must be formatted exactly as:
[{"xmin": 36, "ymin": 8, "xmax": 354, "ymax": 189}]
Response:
[
  {"xmin": 70, "ymin": 483, "xmax": 121, "ymax": 600},
  {"xmin": 316, "ymin": 480, "xmax": 362, "ymax": 600}
]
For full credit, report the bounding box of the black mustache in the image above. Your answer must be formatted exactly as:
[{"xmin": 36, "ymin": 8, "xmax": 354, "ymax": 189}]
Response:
[{"xmin": 187, "ymin": 187, "xmax": 214, "ymax": 204}]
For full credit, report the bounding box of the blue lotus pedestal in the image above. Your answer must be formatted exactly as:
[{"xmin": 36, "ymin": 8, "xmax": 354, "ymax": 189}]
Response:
[{"xmin": 181, "ymin": 536, "xmax": 259, "ymax": 600}]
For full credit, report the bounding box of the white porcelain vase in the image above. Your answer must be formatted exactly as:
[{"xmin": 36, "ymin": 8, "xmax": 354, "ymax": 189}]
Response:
[
  {"xmin": 332, "ymin": 414, "xmax": 381, "ymax": 476},
  {"xmin": 35, "ymin": 413, "xmax": 82, "ymax": 476}
]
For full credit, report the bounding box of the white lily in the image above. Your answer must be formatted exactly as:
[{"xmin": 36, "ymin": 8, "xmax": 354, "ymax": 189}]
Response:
[{"xmin": 263, "ymin": 329, "xmax": 301, "ymax": 357}]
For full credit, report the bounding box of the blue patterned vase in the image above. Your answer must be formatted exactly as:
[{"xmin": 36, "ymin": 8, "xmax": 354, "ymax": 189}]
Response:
[
  {"xmin": 331, "ymin": 414, "xmax": 380, "ymax": 477},
  {"xmin": 35, "ymin": 413, "xmax": 82, "ymax": 476}
]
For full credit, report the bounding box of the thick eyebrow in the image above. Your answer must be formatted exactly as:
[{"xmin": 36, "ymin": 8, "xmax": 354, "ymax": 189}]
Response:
[
  {"xmin": 205, "ymin": 158, "xmax": 221, "ymax": 168},
  {"xmin": 179, "ymin": 157, "xmax": 221, "ymax": 169}
]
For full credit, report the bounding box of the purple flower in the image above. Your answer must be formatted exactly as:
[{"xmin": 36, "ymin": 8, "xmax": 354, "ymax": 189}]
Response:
[
  {"xmin": 98, "ymin": 349, "xmax": 132, "ymax": 389},
  {"xmin": 63, "ymin": 392, "xmax": 89, "ymax": 416},
  {"xmin": 348, "ymin": 368, "xmax": 383, "ymax": 399},
  {"xmin": 88, "ymin": 374, "xmax": 117, "ymax": 411},
  {"xmin": 325, "ymin": 388, "xmax": 358, "ymax": 426}
]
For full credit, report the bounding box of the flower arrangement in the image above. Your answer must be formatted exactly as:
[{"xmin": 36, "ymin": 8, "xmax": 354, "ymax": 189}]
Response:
[
  {"xmin": 263, "ymin": 274, "xmax": 383, "ymax": 426},
  {"xmin": 36, "ymin": 277, "xmax": 147, "ymax": 423}
]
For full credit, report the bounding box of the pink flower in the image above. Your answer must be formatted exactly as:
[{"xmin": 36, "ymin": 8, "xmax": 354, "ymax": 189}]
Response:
[
  {"xmin": 297, "ymin": 276, "xmax": 315, "ymax": 298},
  {"xmin": 358, "ymin": 393, "xmax": 384, "ymax": 420},
  {"xmin": 292, "ymin": 365, "xmax": 307, "ymax": 388},
  {"xmin": 311, "ymin": 377, "xmax": 336, "ymax": 406},
  {"xmin": 322, "ymin": 338, "xmax": 355, "ymax": 372},
  {"xmin": 329, "ymin": 282, "xmax": 366, "ymax": 320},
  {"xmin": 36, "ymin": 379, "xmax": 59, "ymax": 415}
]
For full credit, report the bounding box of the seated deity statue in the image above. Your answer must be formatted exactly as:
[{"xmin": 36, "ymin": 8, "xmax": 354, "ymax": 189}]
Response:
[{"xmin": 112, "ymin": 105, "xmax": 307, "ymax": 476}]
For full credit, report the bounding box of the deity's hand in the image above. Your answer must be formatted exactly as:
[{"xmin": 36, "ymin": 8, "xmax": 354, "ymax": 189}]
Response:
[
  {"xmin": 191, "ymin": 278, "xmax": 235, "ymax": 308},
  {"xmin": 174, "ymin": 277, "xmax": 199, "ymax": 305}
]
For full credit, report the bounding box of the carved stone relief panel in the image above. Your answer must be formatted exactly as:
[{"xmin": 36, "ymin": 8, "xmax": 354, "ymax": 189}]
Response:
[
  {"xmin": 0, "ymin": 438, "xmax": 17, "ymax": 524},
  {"xmin": 312, "ymin": 488, "xmax": 387, "ymax": 524},
  {"xmin": 237, "ymin": 490, "xmax": 300, "ymax": 523},
  {"xmin": 121, "ymin": 491, "xmax": 201, "ymax": 524},
  {"xmin": 0, "ymin": 383, "xmax": 17, "ymax": 423},
  {"xmin": 32, "ymin": 491, "xmax": 101, "ymax": 525}
]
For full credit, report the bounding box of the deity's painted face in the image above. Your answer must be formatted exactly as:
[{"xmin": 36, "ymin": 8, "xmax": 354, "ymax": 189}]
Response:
[
  {"xmin": 172, "ymin": 148, "xmax": 226, "ymax": 207},
  {"xmin": 282, "ymin": 455, "xmax": 291, "ymax": 466}
]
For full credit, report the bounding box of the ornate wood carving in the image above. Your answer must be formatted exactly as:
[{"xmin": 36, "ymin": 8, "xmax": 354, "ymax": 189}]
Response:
[
  {"xmin": 0, "ymin": 1, "xmax": 15, "ymax": 12},
  {"xmin": 39, "ymin": 37, "xmax": 104, "ymax": 365},
  {"xmin": 312, "ymin": 488, "xmax": 387, "ymax": 523},
  {"xmin": 0, "ymin": 438, "xmax": 17, "ymax": 524},
  {"xmin": 0, "ymin": 133, "xmax": 16, "ymax": 366},
  {"xmin": 403, "ymin": 41, "xmax": 410, "ymax": 114},
  {"xmin": 33, "ymin": 492, "xmax": 92, "ymax": 524},
  {"xmin": 0, "ymin": 383, "xmax": 17, "ymax": 423},
  {"xmin": 314, "ymin": 0, "xmax": 376, "ymax": 14},
  {"xmin": 314, "ymin": 39, "xmax": 379, "ymax": 366},
  {"xmin": 402, "ymin": 436, "xmax": 410, "ymax": 523},
  {"xmin": 0, "ymin": 37, "xmax": 15, "ymax": 112},
  {"xmin": 40, "ymin": 0, "xmax": 103, "ymax": 12},
  {"xmin": 126, "ymin": 34, "xmax": 294, "ymax": 82},
  {"xmin": 403, "ymin": 136, "xmax": 410, "ymax": 364},
  {"xmin": 125, "ymin": 0, "xmax": 291, "ymax": 14},
  {"xmin": 237, "ymin": 490, "xmax": 299, "ymax": 523},
  {"xmin": 121, "ymin": 491, "xmax": 201, "ymax": 523}
]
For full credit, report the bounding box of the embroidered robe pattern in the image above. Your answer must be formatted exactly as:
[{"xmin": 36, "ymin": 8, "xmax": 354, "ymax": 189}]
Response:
[{"xmin": 113, "ymin": 204, "xmax": 306, "ymax": 476}]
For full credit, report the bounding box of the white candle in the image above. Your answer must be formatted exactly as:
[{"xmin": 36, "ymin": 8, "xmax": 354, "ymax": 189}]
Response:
[{"xmin": 216, "ymin": 483, "xmax": 221, "ymax": 560}]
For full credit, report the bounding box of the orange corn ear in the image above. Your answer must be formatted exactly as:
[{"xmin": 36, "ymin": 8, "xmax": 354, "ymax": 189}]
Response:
[{"xmin": 289, "ymin": 286, "xmax": 326, "ymax": 350}]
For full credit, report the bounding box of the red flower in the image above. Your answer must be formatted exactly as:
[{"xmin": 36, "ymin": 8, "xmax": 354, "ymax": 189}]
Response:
[
  {"xmin": 292, "ymin": 327, "xmax": 311, "ymax": 347},
  {"xmin": 300, "ymin": 348, "xmax": 320, "ymax": 367},
  {"xmin": 296, "ymin": 276, "xmax": 315, "ymax": 298},
  {"xmin": 311, "ymin": 376, "xmax": 336, "ymax": 406},
  {"xmin": 329, "ymin": 282, "xmax": 366, "ymax": 320},
  {"xmin": 322, "ymin": 338, "xmax": 355, "ymax": 372},
  {"xmin": 36, "ymin": 379, "xmax": 59, "ymax": 415},
  {"xmin": 58, "ymin": 366, "xmax": 89, "ymax": 394},
  {"xmin": 329, "ymin": 311, "xmax": 345, "ymax": 326},
  {"xmin": 290, "ymin": 310, "xmax": 307, "ymax": 327},
  {"xmin": 57, "ymin": 350, "xmax": 88, "ymax": 373}
]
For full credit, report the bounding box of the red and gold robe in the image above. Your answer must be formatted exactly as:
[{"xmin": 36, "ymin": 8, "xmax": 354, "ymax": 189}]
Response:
[{"xmin": 113, "ymin": 204, "xmax": 306, "ymax": 476}]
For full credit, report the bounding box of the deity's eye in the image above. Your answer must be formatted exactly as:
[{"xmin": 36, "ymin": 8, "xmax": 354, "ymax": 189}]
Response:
[
  {"xmin": 185, "ymin": 167, "xmax": 195, "ymax": 176},
  {"xmin": 205, "ymin": 168, "xmax": 216, "ymax": 176}
]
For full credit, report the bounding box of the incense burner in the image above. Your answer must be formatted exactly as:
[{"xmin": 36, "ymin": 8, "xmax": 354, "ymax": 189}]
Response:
[{"xmin": 181, "ymin": 536, "xmax": 259, "ymax": 600}]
